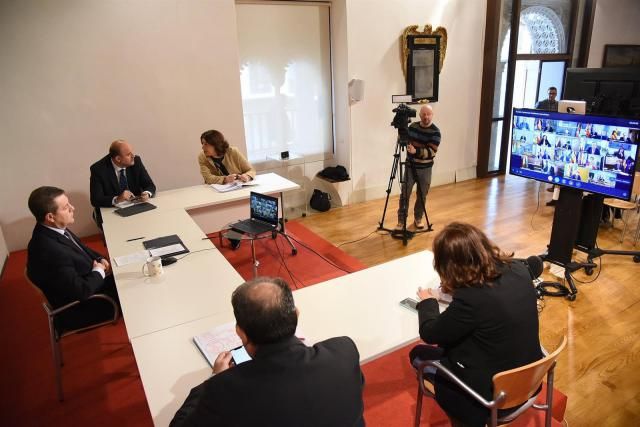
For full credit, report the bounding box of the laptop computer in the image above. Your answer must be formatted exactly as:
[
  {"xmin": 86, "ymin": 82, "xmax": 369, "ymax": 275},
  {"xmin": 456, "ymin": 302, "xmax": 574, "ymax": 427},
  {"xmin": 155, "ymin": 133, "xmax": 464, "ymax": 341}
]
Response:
[
  {"xmin": 114, "ymin": 202, "xmax": 157, "ymax": 217},
  {"xmin": 231, "ymin": 192, "xmax": 279, "ymax": 235}
]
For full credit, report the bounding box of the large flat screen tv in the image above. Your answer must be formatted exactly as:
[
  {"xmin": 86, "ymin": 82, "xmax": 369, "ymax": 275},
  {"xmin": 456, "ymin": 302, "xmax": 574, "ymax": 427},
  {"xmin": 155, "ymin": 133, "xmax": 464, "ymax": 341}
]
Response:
[{"xmin": 510, "ymin": 108, "xmax": 639, "ymax": 201}]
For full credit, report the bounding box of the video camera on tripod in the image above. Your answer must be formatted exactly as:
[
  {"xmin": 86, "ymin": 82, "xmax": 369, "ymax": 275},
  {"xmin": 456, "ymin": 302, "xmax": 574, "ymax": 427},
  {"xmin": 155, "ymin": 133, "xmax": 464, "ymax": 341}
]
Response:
[
  {"xmin": 390, "ymin": 95, "xmax": 417, "ymax": 145},
  {"xmin": 378, "ymin": 95, "xmax": 433, "ymax": 245}
]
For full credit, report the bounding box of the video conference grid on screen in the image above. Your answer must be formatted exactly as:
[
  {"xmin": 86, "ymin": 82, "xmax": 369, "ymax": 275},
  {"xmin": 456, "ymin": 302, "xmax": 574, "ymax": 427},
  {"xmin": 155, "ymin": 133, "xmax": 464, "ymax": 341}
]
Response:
[
  {"xmin": 510, "ymin": 109, "xmax": 639, "ymax": 201},
  {"xmin": 250, "ymin": 193, "xmax": 278, "ymax": 222}
]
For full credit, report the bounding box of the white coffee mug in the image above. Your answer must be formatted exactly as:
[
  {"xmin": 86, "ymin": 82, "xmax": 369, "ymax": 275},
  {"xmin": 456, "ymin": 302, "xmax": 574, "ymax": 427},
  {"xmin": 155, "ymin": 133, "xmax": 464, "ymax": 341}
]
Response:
[{"xmin": 142, "ymin": 256, "xmax": 163, "ymax": 277}]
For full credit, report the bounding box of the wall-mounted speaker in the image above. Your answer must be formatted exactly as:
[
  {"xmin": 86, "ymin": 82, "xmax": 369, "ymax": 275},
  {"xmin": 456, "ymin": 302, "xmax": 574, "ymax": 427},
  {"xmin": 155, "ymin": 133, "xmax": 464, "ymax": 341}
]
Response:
[{"xmin": 348, "ymin": 79, "xmax": 365, "ymax": 103}]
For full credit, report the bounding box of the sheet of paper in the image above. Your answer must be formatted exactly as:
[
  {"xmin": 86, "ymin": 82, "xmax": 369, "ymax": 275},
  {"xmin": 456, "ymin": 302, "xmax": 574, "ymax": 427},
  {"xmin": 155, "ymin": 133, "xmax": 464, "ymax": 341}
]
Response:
[
  {"xmin": 242, "ymin": 176, "xmax": 260, "ymax": 186},
  {"xmin": 210, "ymin": 182, "xmax": 242, "ymax": 193},
  {"xmin": 193, "ymin": 322, "xmax": 242, "ymax": 367},
  {"xmin": 193, "ymin": 321, "xmax": 308, "ymax": 367},
  {"xmin": 210, "ymin": 176, "xmax": 260, "ymax": 192},
  {"xmin": 114, "ymin": 250, "xmax": 150, "ymax": 267},
  {"xmin": 149, "ymin": 243, "xmax": 185, "ymax": 257}
]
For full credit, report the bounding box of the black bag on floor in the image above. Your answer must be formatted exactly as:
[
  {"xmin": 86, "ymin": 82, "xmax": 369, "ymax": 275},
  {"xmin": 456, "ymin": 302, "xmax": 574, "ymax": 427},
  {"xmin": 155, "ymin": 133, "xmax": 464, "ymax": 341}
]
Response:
[{"xmin": 310, "ymin": 189, "xmax": 331, "ymax": 212}]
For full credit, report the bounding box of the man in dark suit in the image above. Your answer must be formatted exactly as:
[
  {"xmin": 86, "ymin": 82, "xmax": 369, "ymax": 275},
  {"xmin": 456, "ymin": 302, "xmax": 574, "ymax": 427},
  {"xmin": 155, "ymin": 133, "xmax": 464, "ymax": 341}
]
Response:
[
  {"xmin": 535, "ymin": 86, "xmax": 558, "ymax": 111},
  {"xmin": 27, "ymin": 186, "xmax": 119, "ymax": 330},
  {"xmin": 90, "ymin": 139, "xmax": 156, "ymax": 225},
  {"xmin": 171, "ymin": 277, "xmax": 365, "ymax": 427}
]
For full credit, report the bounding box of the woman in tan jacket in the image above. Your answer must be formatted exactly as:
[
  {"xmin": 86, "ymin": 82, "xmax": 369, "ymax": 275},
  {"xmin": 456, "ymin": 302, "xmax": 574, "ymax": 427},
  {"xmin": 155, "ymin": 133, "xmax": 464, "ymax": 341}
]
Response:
[{"xmin": 198, "ymin": 130, "xmax": 256, "ymax": 185}]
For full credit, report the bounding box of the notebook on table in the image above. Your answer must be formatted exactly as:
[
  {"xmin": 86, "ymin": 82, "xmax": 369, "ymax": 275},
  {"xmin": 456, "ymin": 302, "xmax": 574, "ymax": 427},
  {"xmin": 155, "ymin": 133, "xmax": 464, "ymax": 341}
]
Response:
[
  {"xmin": 114, "ymin": 202, "xmax": 157, "ymax": 217},
  {"xmin": 231, "ymin": 192, "xmax": 279, "ymax": 235},
  {"xmin": 194, "ymin": 321, "xmax": 307, "ymax": 368},
  {"xmin": 142, "ymin": 234, "xmax": 189, "ymax": 258}
]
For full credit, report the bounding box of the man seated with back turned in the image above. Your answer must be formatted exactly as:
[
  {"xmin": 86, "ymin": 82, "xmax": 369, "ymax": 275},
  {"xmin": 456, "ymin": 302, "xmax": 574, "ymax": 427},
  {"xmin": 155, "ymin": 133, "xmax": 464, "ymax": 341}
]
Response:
[
  {"xmin": 90, "ymin": 139, "xmax": 156, "ymax": 226},
  {"xmin": 27, "ymin": 186, "xmax": 119, "ymax": 330},
  {"xmin": 170, "ymin": 277, "xmax": 365, "ymax": 427}
]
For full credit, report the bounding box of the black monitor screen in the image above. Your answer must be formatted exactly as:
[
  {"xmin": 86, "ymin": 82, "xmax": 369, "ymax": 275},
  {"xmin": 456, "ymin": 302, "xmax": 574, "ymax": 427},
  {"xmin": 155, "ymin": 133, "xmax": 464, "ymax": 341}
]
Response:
[{"xmin": 510, "ymin": 108, "xmax": 639, "ymax": 201}]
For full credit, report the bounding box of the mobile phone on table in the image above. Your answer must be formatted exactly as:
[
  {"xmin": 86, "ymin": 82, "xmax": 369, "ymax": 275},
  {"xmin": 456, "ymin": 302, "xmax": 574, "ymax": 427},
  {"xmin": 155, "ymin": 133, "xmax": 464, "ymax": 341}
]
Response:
[
  {"xmin": 399, "ymin": 297, "xmax": 419, "ymax": 312},
  {"xmin": 230, "ymin": 345, "xmax": 252, "ymax": 365}
]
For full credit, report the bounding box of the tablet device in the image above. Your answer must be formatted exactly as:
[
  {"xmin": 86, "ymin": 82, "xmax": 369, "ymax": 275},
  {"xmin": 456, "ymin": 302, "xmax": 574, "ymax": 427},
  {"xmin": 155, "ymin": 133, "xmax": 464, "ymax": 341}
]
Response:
[
  {"xmin": 231, "ymin": 346, "xmax": 252, "ymax": 365},
  {"xmin": 114, "ymin": 202, "xmax": 156, "ymax": 217}
]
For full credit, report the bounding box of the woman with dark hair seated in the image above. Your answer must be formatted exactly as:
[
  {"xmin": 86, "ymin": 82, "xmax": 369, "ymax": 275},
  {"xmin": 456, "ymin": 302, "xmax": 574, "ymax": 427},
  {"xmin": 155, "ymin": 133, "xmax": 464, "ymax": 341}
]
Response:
[
  {"xmin": 198, "ymin": 129, "xmax": 256, "ymax": 185},
  {"xmin": 410, "ymin": 222, "xmax": 542, "ymax": 427},
  {"xmin": 199, "ymin": 130, "xmax": 256, "ymax": 250}
]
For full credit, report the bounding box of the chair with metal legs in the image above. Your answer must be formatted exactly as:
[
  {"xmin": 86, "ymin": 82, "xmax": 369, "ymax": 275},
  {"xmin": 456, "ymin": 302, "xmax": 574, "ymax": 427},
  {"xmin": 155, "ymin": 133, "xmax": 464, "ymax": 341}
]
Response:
[
  {"xmin": 24, "ymin": 269, "xmax": 119, "ymax": 401},
  {"xmin": 414, "ymin": 336, "xmax": 567, "ymax": 427}
]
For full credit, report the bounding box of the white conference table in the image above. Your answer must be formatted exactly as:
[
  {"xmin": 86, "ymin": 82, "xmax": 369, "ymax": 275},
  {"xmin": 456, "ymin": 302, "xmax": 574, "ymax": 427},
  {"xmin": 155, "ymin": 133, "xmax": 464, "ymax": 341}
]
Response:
[
  {"xmin": 102, "ymin": 173, "xmax": 444, "ymax": 427},
  {"xmin": 130, "ymin": 251, "xmax": 443, "ymax": 426},
  {"xmin": 150, "ymin": 173, "xmax": 299, "ymax": 212},
  {"xmin": 101, "ymin": 173, "xmax": 299, "ymax": 339}
]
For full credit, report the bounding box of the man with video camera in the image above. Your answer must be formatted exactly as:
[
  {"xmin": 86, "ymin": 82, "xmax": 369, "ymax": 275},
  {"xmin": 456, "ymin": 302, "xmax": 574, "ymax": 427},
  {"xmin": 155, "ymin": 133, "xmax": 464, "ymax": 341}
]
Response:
[{"xmin": 397, "ymin": 104, "xmax": 441, "ymax": 231}]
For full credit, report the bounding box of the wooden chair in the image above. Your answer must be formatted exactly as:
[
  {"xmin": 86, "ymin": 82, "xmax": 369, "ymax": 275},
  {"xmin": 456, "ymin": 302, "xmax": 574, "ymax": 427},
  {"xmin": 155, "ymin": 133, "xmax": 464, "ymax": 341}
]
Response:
[
  {"xmin": 24, "ymin": 269, "xmax": 119, "ymax": 401},
  {"xmin": 603, "ymin": 172, "xmax": 640, "ymax": 243},
  {"xmin": 414, "ymin": 336, "xmax": 567, "ymax": 427}
]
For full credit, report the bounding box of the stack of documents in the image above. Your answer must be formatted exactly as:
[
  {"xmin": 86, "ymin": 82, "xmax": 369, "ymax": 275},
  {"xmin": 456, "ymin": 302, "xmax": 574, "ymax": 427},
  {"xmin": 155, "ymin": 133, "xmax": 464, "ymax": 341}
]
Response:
[{"xmin": 210, "ymin": 177, "xmax": 259, "ymax": 193}]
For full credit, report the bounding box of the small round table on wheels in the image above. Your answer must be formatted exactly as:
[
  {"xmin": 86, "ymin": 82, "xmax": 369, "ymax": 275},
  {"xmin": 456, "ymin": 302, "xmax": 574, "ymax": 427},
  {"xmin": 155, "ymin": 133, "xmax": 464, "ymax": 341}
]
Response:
[{"xmin": 219, "ymin": 225, "xmax": 276, "ymax": 278}]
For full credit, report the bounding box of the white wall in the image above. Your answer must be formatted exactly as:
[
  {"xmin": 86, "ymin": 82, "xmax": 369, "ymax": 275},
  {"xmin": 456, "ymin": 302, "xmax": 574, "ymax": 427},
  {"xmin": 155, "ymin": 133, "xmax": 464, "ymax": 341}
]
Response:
[
  {"xmin": 344, "ymin": 0, "xmax": 486, "ymax": 202},
  {"xmin": 587, "ymin": 0, "xmax": 640, "ymax": 67},
  {"xmin": 0, "ymin": 0, "xmax": 246, "ymax": 251},
  {"xmin": 331, "ymin": 0, "xmax": 352, "ymax": 180},
  {"xmin": 0, "ymin": 0, "xmax": 487, "ymax": 250},
  {"xmin": 0, "ymin": 226, "xmax": 8, "ymax": 276}
]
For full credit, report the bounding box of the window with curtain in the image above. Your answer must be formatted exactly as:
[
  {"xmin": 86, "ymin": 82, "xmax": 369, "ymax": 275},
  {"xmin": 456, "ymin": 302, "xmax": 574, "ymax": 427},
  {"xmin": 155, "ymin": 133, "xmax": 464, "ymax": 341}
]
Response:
[{"xmin": 236, "ymin": 2, "xmax": 333, "ymax": 163}]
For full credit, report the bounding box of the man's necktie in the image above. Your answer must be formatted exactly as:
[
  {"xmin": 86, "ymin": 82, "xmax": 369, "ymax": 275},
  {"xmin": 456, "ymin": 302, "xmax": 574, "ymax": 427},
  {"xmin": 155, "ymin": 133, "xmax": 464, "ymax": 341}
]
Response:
[
  {"xmin": 119, "ymin": 169, "xmax": 128, "ymax": 193},
  {"xmin": 64, "ymin": 230, "xmax": 94, "ymax": 261}
]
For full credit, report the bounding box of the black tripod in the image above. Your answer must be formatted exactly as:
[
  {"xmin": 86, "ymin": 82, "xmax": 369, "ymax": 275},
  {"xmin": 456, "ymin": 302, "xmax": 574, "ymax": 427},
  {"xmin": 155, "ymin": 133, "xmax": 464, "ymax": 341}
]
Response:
[
  {"xmin": 580, "ymin": 195, "xmax": 640, "ymax": 265},
  {"xmin": 379, "ymin": 138, "xmax": 433, "ymax": 245}
]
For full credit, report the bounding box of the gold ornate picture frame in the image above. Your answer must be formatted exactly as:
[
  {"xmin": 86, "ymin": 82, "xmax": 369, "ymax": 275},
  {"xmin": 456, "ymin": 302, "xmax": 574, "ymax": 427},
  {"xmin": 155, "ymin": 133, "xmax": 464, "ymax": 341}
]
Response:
[{"xmin": 401, "ymin": 25, "xmax": 447, "ymax": 102}]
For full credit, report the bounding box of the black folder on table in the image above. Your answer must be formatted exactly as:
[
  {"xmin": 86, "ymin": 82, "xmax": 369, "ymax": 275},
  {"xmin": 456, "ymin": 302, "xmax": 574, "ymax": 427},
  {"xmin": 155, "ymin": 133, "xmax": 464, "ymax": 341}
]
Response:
[
  {"xmin": 114, "ymin": 202, "xmax": 157, "ymax": 217},
  {"xmin": 142, "ymin": 234, "xmax": 189, "ymax": 258}
]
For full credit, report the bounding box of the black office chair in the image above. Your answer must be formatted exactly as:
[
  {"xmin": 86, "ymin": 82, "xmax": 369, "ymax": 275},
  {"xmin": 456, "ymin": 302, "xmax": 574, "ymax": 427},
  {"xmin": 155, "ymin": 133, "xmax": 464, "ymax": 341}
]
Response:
[{"xmin": 24, "ymin": 269, "xmax": 120, "ymax": 401}]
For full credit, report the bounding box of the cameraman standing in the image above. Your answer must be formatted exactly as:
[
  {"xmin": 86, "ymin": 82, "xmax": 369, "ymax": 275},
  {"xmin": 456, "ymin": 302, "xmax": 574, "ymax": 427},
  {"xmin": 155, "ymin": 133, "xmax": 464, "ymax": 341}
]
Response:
[{"xmin": 396, "ymin": 104, "xmax": 441, "ymax": 231}]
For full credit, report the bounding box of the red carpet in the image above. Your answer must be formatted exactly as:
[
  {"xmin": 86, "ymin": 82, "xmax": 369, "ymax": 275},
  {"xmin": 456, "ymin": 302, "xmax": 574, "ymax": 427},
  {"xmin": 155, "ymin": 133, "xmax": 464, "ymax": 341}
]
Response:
[
  {"xmin": 0, "ymin": 236, "xmax": 152, "ymax": 427},
  {"xmin": 360, "ymin": 344, "xmax": 567, "ymax": 426},
  {"xmin": 0, "ymin": 222, "xmax": 566, "ymax": 426},
  {"xmin": 0, "ymin": 223, "xmax": 368, "ymax": 426},
  {"xmin": 211, "ymin": 220, "xmax": 367, "ymax": 288}
]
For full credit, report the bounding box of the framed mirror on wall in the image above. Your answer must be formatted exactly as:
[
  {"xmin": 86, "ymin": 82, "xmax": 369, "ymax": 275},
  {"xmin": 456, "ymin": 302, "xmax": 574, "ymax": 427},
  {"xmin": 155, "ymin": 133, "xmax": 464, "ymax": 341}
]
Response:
[{"xmin": 406, "ymin": 34, "xmax": 441, "ymax": 102}]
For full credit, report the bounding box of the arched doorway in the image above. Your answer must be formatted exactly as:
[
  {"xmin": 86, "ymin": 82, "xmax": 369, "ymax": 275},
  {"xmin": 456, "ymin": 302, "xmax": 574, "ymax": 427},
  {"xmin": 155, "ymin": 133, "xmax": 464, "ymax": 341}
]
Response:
[{"xmin": 479, "ymin": 0, "xmax": 579, "ymax": 176}]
